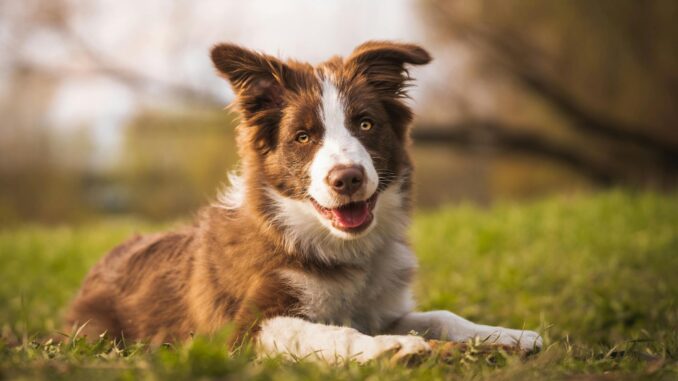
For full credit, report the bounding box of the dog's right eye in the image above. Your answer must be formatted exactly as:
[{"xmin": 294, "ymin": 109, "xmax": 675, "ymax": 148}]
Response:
[
  {"xmin": 359, "ymin": 119, "xmax": 374, "ymax": 131},
  {"xmin": 295, "ymin": 132, "xmax": 310, "ymax": 144}
]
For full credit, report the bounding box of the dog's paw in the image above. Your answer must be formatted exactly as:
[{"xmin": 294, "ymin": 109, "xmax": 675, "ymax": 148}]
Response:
[
  {"xmin": 518, "ymin": 330, "xmax": 543, "ymax": 351},
  {"xmin": 490, "ymin": 329, "xmax": 543, "ymax": 351},
  {"xmin": 354, "ymin": 335, "xmax": 431, "ymax": 363}
]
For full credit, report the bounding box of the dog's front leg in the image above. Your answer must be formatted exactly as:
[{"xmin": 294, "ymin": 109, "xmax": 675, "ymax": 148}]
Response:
[
  {"xmin": 257, "ymin": 316, "xmax": 431, "ymax": 363},
  {"xmin": 387, "ymin": 311, "xmax": 542, "ymax": 351}
]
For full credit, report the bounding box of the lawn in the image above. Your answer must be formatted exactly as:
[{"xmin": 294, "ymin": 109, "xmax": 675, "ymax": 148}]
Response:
[{"xmin": 0, "ymin": 191, "xmax": 676, "ymax": 380}]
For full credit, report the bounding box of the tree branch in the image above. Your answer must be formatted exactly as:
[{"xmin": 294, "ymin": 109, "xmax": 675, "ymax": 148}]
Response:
[
  {"xmin": 435, "ymin": 14, "xmax": 678, "ymax": 168},
  {"xmin": 412, "ymin": 122, "xmax": 616, "ymax": 185}
]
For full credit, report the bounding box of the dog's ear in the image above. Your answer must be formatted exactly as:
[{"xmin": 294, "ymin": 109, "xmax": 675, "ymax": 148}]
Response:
[
  {"xmin": 346, "ymin": 41, "xmax": 431, "ymax": 97},
  {"xmin": 211, "ymin": 43, "xmax": 293, "ymax": 115},
  {"xmin": 211, "ymin": 43, "xmax": 298, "ymax": 152}
]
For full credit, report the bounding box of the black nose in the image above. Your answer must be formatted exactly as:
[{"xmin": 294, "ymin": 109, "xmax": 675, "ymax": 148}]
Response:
[{"xmin": 327, "ymin": 165, "xmax": 365, "ymax": 196}]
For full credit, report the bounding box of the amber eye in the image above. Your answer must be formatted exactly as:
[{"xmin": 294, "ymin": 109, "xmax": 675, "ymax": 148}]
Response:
[
  {"xmin": 359, "ymin": 119, "xmax": 374, "ymax": 131},
  {"xmin": 296, "ymin": 132, "xmax": 310, "ymax": 144}
]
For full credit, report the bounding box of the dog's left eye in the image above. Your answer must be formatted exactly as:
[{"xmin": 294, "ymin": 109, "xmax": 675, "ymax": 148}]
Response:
[
  {"xmin": 359, "ymin": 119, "xmax": 374, "ymax": 131},
  {"xmin": 296, "ymin": 132, "xmax": 310, "ymax": 144}
]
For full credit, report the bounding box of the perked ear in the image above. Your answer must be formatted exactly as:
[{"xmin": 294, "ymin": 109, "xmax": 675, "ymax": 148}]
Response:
[
  {"xmin": 211, "ymin": 43, "xmax": 297, "ymax": 152},
  {"xmin": 211, "ymin": 43, "xmax": 291, "ymax": 116},
  {"xmin": 346, "ymin": 41, "xmax": 431, "ymax": 97}
]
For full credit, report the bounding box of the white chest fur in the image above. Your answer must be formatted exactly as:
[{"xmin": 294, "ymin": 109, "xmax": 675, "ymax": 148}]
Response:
[{"xmin": 279, "ymin": 241, "xmax": 417, "ymax": 334}]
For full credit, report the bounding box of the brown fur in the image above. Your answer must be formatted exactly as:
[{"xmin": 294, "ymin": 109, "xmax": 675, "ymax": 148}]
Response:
[{"xmin": 66, "ymin": 41, "xmax": 431, "ymax": 345}]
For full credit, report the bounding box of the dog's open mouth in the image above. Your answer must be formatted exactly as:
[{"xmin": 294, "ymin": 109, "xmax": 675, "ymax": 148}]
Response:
[{"xmin": 310, "ymin": 193, "xmax": 378, "ymax": 232}]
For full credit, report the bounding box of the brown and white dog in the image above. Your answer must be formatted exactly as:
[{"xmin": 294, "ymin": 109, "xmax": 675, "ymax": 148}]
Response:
[{"xmin": 67, "ymin": 41, "xmax": 542, "ymax": 363}]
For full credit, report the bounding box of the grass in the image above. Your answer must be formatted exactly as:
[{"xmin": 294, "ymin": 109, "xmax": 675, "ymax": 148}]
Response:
[{"xmin": 1, "ymin": 190, "xmax": 677, "ymax": 380}]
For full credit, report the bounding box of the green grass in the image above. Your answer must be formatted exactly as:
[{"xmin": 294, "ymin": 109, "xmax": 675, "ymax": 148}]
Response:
[{"xmin": 1, "ymin": 191, "xmax": 677, "ymax": 380}]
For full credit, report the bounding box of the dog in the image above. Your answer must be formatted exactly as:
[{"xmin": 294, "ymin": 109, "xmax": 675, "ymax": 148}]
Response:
[{"xmin": 66, "ymin": 41, "xmax": 542, "ymax": 363}]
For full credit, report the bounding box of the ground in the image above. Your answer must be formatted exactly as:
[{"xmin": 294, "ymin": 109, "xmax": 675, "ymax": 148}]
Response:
[{"xmin": 0, "ymin": 191, "xmax": 676, "ymax": 380}]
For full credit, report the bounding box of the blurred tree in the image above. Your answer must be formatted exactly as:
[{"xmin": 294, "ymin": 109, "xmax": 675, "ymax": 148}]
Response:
[
  {"xmin": 3, "ymin": 0, "xmax": 677, "ymax": 224},
  {"xmin": 418, "ymin": 0, "xmax": 678, "ymax": 186},
  {"xmin": 113, "ymin": 109, "xmax": 239, "ymax": 220}
]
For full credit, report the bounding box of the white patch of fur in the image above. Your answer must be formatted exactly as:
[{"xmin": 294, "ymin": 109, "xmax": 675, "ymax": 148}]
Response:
[
  {"xmin": 267, "ymin": 181, "xmax": 409, "ymax": 265},
  {"xmin": 279, "ymin": 240, "xmax": 417, "ymax": 334},
  {"xmin": 308, "ymin": 77, "xmax": 379, "ymax": 210},
  {"xmin": 215, "ymin": 171, "xmax": 245, "ymax": 209},
  {"xmin": 388, "ymin": 311, "xmax": 543, "ymax": 351},
  {"xmin": 258, "ymin": 316, "xmax": 430, "ymax": 364}
]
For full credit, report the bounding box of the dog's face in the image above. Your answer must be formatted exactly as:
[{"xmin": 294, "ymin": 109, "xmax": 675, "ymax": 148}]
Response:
[{"xmin": 211, "ymin": 42, "xmax": 430, "ymax": 240}]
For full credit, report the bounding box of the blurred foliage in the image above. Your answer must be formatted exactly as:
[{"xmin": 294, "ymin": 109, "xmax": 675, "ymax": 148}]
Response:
[
  {"xmin": 413, "ymin": 145, "xmax": 593, "ymax": 207},
  {"xmin": 420, "ymin": 0, "xmax": 678, "ymax": 186},
  {"xmin": 113, "ymin": 109, "xmax": 239, "ymax": 219},
  {"xmin": 0, "ymin": 109, "xmax": 240, "ymax": 225}
]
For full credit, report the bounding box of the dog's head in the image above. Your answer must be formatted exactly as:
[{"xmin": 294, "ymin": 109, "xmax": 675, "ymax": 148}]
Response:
[{"xmin": 211, "ymin": 41, "xmax": 430, "ymax": 240}]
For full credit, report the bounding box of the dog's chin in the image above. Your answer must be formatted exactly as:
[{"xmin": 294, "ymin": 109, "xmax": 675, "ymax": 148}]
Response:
[{"xmin": 309, "ymin": 193, "xmax": 378, "ymax": 239}]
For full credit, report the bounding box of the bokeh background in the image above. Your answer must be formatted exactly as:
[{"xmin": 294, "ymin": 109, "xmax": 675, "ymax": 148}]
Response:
[{"xmin": 1, "ymin": 0, "xmax": 677, "ymax": 225}]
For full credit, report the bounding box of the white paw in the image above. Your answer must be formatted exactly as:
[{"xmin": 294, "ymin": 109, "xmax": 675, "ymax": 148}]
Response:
[
  {"xmin": 354, "ymin": 335, "xmax": 431, "ymax": 363},
  {"xmin": 486, "ymin": 328, "xmax": 543, "ymax": 351}
]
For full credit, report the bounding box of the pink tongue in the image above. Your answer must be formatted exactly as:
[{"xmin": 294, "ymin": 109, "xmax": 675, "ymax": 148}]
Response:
[{"xmin": 332, "ymin": 202, "xmax": 369, "ymax": 228}]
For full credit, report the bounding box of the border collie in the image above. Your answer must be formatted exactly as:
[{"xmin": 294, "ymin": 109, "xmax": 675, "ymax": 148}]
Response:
[{"xmin": 67, "ymin": 41, "xmax": 542, "ymax": 363}]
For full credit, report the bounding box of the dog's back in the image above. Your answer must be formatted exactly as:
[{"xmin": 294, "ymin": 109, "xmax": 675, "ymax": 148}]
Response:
[{"xmin": 67, "ymin": 230, "xmax": 197, "ymax": 342}]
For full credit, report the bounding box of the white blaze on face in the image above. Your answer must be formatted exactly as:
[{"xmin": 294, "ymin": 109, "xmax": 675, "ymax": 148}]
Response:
[{"xmin": 308, "ymin": 77, "xmax": 379, "ymax": 207}]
